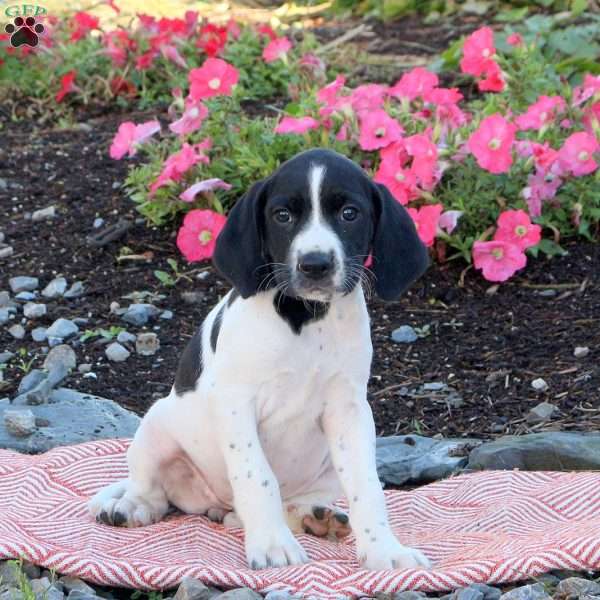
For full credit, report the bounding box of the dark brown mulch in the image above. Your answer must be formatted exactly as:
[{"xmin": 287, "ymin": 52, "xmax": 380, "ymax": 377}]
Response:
[{"xmin": 0, "ymin": 109, "xmax": 599, "ymax": 440}]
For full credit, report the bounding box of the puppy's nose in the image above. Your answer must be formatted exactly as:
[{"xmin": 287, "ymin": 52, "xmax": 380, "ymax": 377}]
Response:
[{"xmin": 297, "ymin": 252, "xmax": 334, "ymax": 280}]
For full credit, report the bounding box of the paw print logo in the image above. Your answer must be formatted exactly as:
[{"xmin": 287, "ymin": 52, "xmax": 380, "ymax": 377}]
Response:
[{"xmin": 5, "ymin": 16, "xmax": 45, "ymax": 48}]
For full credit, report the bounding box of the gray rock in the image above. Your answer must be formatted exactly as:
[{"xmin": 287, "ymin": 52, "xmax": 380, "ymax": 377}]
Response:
[
  {"xmin": 526, "ymin": 402, "xmax": 557, "ymax": 424},
  {"xmin": 8, "ymin": 324, "xmax": 25, "ymax": 339},
  {"xmin": 574, "ymin": 346, "xmax": 590, "ymax": 358},
  {"xmin": 42, "ymin": 277, "xmax": 68, "ymax": 299},
  {"xmin": 78, "ymin": 364, "xmax": 92, "ymax": 374},
  {"xmin": 47, "ymin": 337, "xmax": 64, "ymax": 348},
  {"xmin": 46, "ymin": 318, "xmax": 79, "ymax": 340},
  {"xmin": 264, "ymin": 593, "xmax": 299, "ymax": 600},
  {"xmin": 68, "ymin": 592, "xmax": 97, "ymax": 600},
  {"xmin": 93, "ymin": 218, "xmax": 104, "ymax": 229},
  {"xmin": 555, "ymin": 577, "xmax": 600, "ymax": 597},
  {"xmin": 160, "ymin": 310, "xmax": 174, "ymax": 320},
  {"xmin": 376, "ymin": 435, "xmax": 481, "ymax": 485},
  {"xmin": 59, "ymin": 577, "xmax": 96, "ymax": 596},
  {"xmin": 136, "ymin": 332, "xmax": 160, "ymax": 356},
  {"xmin": 4, "ymin": 409, "xmax": 37, "ymax": 437},
  {"xmin": 392, "ymin": 593, "xmax": 426, "ymax": 600},
  {"xmin": 15, "ymin": 292, "xmax": 36, "ymax": 301},
  {"xmin": 105, "ymin": 342, "xmax": 130, "ymax": 362},
  {"xmin": 216, "ymin": 589, "xmax": 262, "ymax": 600},
  {"xmin": 64, "ymin": 282, "xmax": 85, "ymax": 299},
  {"xmin": 121, "ymin": 304, "xmax": 159, "ymax": 327},
  {"xmin": 391, "ymin": 325, "xmax": 418, "ymax": 344},
  {"xmin": 22, "ymin": 562, "xmax": 41, "ymax": 579},
  {"xmin": 499, "ymin": 584, "xmax": 550, "ymax": 600},
  {"xmin": 0, "ymin": 561, "xmax": 20, "ymax": 588},
  {"xmin": 468, "ymin": 432, "xmax": 600, "ymax": 471},
  {"xmin": 0, "ymin": 291, "xmax": 10, "ymax": 308},
  {"xmin": 116, "ymin": 331, "xmax": 136, "ymax": 344},
  {"xmin": 0, "ymin": 247, "xmax": 13, "ymax": 259},
  {"xmin": 454, "ymin": 588, "xmax": 483, "ymax": 600},
  {"xmin": 9, "ymin": 276, "xmax": 39, "ymax": 293},
  {"xmin": 0, "ymin": 388, "xmax": 140, "ymax": 453},
  {"xmin": 0, "ymin": 309, "xmax": 9, "ymax": 325},
  {"xmin": 32, "ymin": 327, "xmax": 48, "ymax": 342},
  {"xmin": 0, "ymin": 589, "xmax": 24, "ymax": 600},
  {"xmin": 30, "ymin": 578, "xmax": 64, "ymax": 600},
  {"xmin": 0, "ymin": 352, "xmax": 14, "ymax": 364},
  {"xmin": 173, "ymin": 577, "xmax": 214, "ymax": 600},
  {"xmin": 531, "ymin": 378, "xmax": 549, "ymax": 392},
  {"xmin": 44, "ymin": 345, "xmax": 77, "ymax": 372},
  {"xmin": 31, "ymin": 206, "xmax": 57, "ymax": 221},
  {"xmin": 181, "ymin": 291, "xmax": 204, "ymax": 305},
  {"xmin": 465, "ymin": 585, "xmax": 501, "ymax": 600},
  {"xmin": 14, "ymin": 365, "xmax": 68, "ymax": 406},
  {"xmin": 18, "ymin": 369, "xmax": 47, "ymax": 395},
  {"xmin": 24, "ymin": 302, "xmax": 47, "ymax": 319}
]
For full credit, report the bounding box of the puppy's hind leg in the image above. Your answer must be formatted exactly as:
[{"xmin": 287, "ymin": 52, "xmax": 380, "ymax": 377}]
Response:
[{"xmin": 89, "ymin": 409, "xmax": 174, "ymax": 527}]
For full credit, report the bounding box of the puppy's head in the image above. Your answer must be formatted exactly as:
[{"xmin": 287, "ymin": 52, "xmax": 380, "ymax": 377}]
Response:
[{"xmin": 214, "ymin": 148, "xmax": 429, "ymax": 301}]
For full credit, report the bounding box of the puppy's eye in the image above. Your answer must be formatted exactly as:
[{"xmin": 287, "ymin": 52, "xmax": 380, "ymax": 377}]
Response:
[
  {"xmin": 274, "ymin": 208, "xmax": 292, "ymax": 224},
  {"xmin": 341, "ymin": 206, "xmax": 359, "ymax": 222}
]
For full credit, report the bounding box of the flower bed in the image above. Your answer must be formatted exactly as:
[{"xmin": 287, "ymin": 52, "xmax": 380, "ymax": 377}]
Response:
[{"xmin": 2, "ymin": 6, "xmax": 599, "ymax": 283}]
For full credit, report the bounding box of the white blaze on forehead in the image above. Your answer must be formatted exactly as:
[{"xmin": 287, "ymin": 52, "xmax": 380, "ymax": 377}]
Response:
[{"xmin": 309, "ymin": 163, "xmax": 327, "ymax": 222}]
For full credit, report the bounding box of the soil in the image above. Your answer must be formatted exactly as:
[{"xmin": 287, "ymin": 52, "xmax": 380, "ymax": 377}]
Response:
[{"xmin": 1, "ymin": 109, "xmax": 598, "ymax": 440}]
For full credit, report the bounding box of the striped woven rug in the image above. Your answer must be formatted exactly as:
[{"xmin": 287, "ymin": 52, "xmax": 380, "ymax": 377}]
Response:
[{"xmin": 1, "ymin": 439, "xmax": 598, "ymax": 599}]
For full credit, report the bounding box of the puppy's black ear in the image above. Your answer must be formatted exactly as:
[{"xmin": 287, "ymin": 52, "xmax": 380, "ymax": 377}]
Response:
[
  {"xmin": 213, "ymin": 180, "xmax": 268, "ymax": 298},
  {"xmin": 370, "ymin": 182, "xmax": 429, "ymax": 301}
]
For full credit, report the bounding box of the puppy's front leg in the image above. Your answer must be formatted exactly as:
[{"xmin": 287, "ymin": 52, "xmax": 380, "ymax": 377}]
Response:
[
  {"xmin": 214, "ymin": 384, "xmax": 308, "ymax": 569},
  {"xmin": 322, "ymin": 383, "xmax": 430, "ymax": 571}
]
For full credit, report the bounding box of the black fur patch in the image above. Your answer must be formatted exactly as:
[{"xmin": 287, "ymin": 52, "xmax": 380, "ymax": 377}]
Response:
[
  {"xmin": 210, "ymin": 304, "xmax": 226, "ymax": 353},
  {"xmin": 273, "ymin": 292, "xmax": 329, "ymax": 334},
  {"xmin": 174, "ymin": 325, "xmax": 203, "ymax": 395},
  {"xmin": 227, "ymin": 288, "xmax": 240, "ymax": 307}
]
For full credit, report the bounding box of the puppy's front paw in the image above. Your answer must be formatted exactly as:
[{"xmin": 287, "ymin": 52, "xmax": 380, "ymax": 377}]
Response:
[
  {"xmin": 245, "ymin": 524, "xmax": 309, "ymax": 569},
  {"xmin": 359, "ymin": 534, "xmax": 430, "ymax": 571}
]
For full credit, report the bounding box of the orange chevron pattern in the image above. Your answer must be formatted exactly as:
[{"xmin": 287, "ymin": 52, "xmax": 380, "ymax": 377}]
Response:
[{"xmin": 1, "ymin": 440, "xmax": 600, "ymax": 599}]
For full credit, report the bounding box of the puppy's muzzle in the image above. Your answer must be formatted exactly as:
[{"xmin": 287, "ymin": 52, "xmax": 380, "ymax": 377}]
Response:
[{"xmin": 297, "ymin": 251, "xmax": 335, "ymax": 281}]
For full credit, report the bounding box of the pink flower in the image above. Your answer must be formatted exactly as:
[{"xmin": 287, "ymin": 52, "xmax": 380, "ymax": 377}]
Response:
[
  {"xmin": 374, "ymin": 158, "xmax": 417, "ymax": 205},
  {"xmin": 423, "ymin": 87, "xmax": 463, "ymax": 105},
  {"xmin": 256, "ymin": 23, "xmax": 277, "ymax": 41},
  {"xmin": 460, "ymin": 27, "xmax": 497, "ymax": 77},
  {"xmin": 407, "ymin": 204, "xmax": 443, "ymax": 247},
  {"xmin": 359, "ymin": 110, "xmax": 403, "ymax": 151},
  {"xmin": 176, "ymin": 209, "xmax": 227, "ymax": 262},
  {"xmin": 160, "ymin": 44, "xmax": 187, "ymax": 68},
  {"xmin": 150, "ymin": 141, "xmax": 210, "ymax": 194},
  {"xmin": 390, "ymin": 68, "xmax": 439, "ymax": 101},
  {"xmin": 517, "ymin": 141, "xmax": 559, "ymax": 172},
  {"xmin": 136, "ymin": 51, "xmax": 156, "ymax": 70},
  {"xmin": 299, "ymin": 53, "xmax": 325, "ymax": 74},
  {"xmin": 70, "ymin": 11, "xmax": 99, "ymax": 42},
  {"xmin": 494, "ymin": 209, "xmax": 541, "ymax": 250},
  {"xmin": 169, "ymin": 98, "xmax": 208, "ymax": 136},
  {"xmin": 507, "ymin": 33, "xmax": 523, "ymax": 46},
  {"xmin": 110, "ymin": 120, "xmax": 161, "ymax": 160},
  {"xmin": 515, "ymin": 95, "xmax": 566, "ymax": 131},
  {"xmin": 196, "ymin": 23, "xmax": 227, "ymax": 57},
  {"xmin": 316, "ymin": 75, "xmax": 346, "ymax": 106},
  {"xmin": 189, "ymin": 58, "xmax": 239, "ymax": 101},
  {"xmin": 275, "ymin": 116, "xmax": 320, "ymax": 134},
  {"xmin": 468, "ymin": 114, "xmax": 516, "ymax": 174},
  {"xmin": 572, "ymin": 74, "xmax": 600, "ymax": 107},
  {"xmin": 522, "ymin": 170, "xmax": 562, "ymax": 217},
  {"xmin": 558, "ymin": 131, "xmax": 599, "ymax": 176},
  {"xmin": 180, "ymin": 179, "xmax": 232, "ymax": 202},
  {"xmin": 477, "ymin": 62, "xmax": 505, "ymax": 93},
  {"xmin": 583, "ymin": 102, "xmax": 600, "ymax": 138},
  {"xmin": 404, "ymin": 133, "xmax": 438, "ymax": 189},
  {"xmin": 351, "ymin": 84, "xmax": 388, "ymax": 113},
  {"xmin": 472, "ymin": 240, "xmax": 527, "ymax": 282},
  {"xmin": 262, "ymin": 36, "xmax": 292, "ymax": 63},
  {"xmin": 55, "ymin": 70, "xmax": 77, "ymax": 103},
  {"xmin": 438, "ymin": 210, "xmax": 463, "ymax": 234}
]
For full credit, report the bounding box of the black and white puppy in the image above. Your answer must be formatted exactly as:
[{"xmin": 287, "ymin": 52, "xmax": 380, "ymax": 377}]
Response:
[{"xmin": 90, "ymin": 148, "xmax": 430, "ymax": 571}]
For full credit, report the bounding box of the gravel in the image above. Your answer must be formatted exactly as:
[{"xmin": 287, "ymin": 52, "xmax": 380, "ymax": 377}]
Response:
[
  {"xmin": 31, "ymin": 205, "xmax": 57, "ymax": 221},
  {"xmin": 136, "ymin": 332, "xmax": 160, "ymax": 356},
  {"xmin": 8, "ymin": 324, "xmax": 26, "ymax": 339},
  {"xmin": 24, "ymin": 302, "xmax": 47, "ymax": 319},
  {"xmin": 391, "ymin": 325, "xmax": 418, "ymax": 344},
  {"xmin": 4, "ymin": 409, "xmax": 37, "ymax": 437},
  {"xmin": 46, "ymin": 318, "xmax": 79, "ymax": 340},
  {"xmin": 42, "ymin": 277, "xmax": 68, "ymax": 299},
  {"xmin": 43, "ymin": 345, "xmax": 77, "ymax": 372}
]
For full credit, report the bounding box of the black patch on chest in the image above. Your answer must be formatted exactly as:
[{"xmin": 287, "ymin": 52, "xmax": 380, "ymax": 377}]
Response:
[
  {"xmin": 273, "ymin": 293, "xmax": 329, "ymax": 334},
  {"xmin": 210, "ymin": 304, "xmax": 226, "ymax": 353},
  {"xmin": 227, "ymin": 288, "xmax": 240, "ymax": 307},
  {"xmin": 174, "ymin": 325, "xmax": 203, "ymax": 396}
]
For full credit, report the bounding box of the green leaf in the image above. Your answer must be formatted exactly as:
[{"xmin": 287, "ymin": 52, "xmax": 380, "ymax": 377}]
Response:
[
  {"xmin": 495, "ymin": 7, "xmax": 529, "ymax": 22},
  {"xmin": 530, "ymin": 239, "xmax": 568, "ymax": 258},
  {"xmin": 154, "ymin": 270, "xmax": 175, "ymax": 286},
  {"xmin": 571, "ymin": 0, "xmax": 588, "ymax": 16},
  {"xmin": 167, "ymin": 258, "xmax": 178, "ymax": 272}
]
